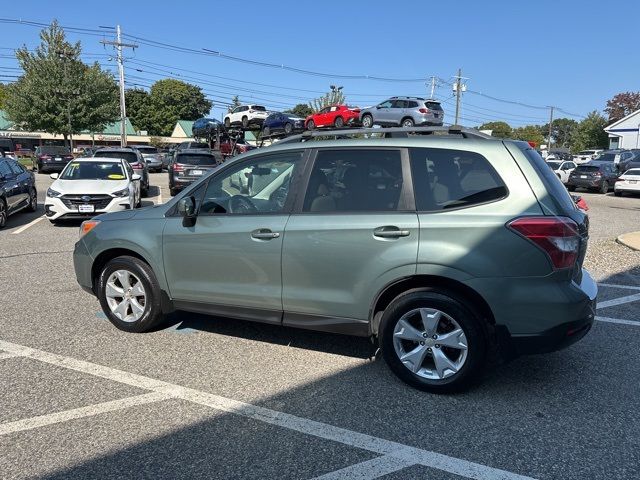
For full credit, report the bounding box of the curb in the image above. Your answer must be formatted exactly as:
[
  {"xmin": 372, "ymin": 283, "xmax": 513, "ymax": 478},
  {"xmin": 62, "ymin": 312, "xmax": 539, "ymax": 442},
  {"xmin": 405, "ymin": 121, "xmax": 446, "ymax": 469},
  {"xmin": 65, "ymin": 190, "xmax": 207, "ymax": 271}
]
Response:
[{"xmin": 616, "ymin": 232, "xmax": 640, "ymax": 252}]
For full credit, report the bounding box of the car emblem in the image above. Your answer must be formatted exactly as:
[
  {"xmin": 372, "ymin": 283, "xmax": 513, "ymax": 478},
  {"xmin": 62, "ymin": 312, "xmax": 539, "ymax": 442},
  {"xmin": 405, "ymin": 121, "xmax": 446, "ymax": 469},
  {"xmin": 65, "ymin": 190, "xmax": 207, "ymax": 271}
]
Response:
[{"xmin": 81, "ymin": 195, "xmax": 91, "ymax": 203}]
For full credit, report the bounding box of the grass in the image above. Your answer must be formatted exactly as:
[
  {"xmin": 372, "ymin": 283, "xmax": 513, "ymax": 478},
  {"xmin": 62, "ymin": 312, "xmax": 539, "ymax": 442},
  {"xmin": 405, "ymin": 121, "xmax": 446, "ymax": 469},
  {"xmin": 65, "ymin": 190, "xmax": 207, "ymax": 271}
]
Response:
[{"xmin": 18, "ymin": 157, "xmax": 35, "ymax": 169}]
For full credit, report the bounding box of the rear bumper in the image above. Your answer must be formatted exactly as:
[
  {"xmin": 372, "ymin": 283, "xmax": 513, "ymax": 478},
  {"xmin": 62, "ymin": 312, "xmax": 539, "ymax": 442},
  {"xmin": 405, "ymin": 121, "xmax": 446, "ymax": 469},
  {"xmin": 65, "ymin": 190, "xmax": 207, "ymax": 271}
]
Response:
[{"xmin": 568, "ymin": 178, "xmax": 601, "ymax": 188}]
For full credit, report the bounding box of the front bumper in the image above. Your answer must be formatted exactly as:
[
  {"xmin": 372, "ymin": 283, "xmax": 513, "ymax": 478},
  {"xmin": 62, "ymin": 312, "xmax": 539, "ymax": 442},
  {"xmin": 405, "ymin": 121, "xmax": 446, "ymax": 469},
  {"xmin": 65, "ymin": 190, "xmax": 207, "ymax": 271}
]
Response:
[
  {"xmin": 73, "ymin": 238, "xmax": 95, "ymax": 295},
  {"xmin": 45, "ymin": 196, "xmax": 130, "ymax": 220},
  {"xmin": 40, "ymin": 159, "xmax": 70, "ymax": 171}
]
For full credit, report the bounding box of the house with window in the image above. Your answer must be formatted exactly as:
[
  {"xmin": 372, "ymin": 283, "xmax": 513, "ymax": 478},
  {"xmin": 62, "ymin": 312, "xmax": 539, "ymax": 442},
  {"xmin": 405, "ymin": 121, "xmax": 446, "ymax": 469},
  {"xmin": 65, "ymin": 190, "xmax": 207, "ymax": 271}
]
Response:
[{"xmin": 604, "ymin": 109, "xmax": 640, "ymax": 149}]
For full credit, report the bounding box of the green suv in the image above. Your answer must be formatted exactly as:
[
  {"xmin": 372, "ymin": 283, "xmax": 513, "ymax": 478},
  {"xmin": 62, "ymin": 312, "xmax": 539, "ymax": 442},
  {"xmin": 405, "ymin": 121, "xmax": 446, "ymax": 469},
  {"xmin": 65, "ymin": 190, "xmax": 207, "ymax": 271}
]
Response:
[{"xmin": 73, "ymin": 127, "xmax": 597, "ymax": 393}]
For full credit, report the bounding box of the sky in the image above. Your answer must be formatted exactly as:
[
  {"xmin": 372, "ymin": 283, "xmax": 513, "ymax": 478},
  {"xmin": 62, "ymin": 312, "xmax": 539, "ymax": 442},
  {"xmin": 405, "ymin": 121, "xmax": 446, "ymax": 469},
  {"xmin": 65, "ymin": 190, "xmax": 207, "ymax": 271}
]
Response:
[{"xmin": 1, "ymin": 0, "xmax": 639, "ymax": 126}]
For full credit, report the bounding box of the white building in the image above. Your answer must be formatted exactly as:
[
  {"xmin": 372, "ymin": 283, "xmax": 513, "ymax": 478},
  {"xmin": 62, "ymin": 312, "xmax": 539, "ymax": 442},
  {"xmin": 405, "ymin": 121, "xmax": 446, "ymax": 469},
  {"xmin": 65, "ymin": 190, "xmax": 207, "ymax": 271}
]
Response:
[{"xmin": 604, "ymin": 109, "xmax": 640, "ymax": 149}]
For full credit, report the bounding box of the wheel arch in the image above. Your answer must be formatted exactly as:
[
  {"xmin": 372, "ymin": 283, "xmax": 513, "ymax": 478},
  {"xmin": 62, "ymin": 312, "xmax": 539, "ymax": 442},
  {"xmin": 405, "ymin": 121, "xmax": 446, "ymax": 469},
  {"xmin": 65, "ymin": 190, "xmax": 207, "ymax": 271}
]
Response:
[
  {"xmin": 400, "ymin": 116, "xmax": 414, "ymax": 125},
  {"xmin": 369, "ymin": 274, "xmax": 496, "ymax": 336}
]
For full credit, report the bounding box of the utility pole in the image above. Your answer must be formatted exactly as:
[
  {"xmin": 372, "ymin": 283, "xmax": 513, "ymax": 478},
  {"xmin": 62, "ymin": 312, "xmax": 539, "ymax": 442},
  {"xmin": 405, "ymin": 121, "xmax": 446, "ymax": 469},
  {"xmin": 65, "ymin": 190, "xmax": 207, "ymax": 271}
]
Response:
[
  {"xmin": 54, "ymin": 49, "xmax": 79, "ymax": 152},
  {"xmin": 547, "ymin": 106, "xmax": 555, "ymax": 155},
  {"xmin": 428, "ymin": 76, "xmax": 437, "ymax": 99},
  {"xmin": 453, "ymin": 69, "xmax": 466, "ymax": 125},
  {"xmin": 101, "ymin": 25, "xmax": 137, "ymax": 147}
]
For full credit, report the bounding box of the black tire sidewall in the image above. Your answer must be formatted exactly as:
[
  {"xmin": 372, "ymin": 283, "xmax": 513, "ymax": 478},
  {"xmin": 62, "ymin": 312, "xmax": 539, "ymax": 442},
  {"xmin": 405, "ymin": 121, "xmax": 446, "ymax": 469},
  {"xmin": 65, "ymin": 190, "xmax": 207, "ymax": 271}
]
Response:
[
  {"xmin": 27, "ymin": 188, "xmax": 37, "ymax": 212},
  {"xmin": 362, "ymin": 115, "xmax": 372, "ymax": 128},
  {"xmin": 97, "ymin": 256, "xmax": 163, "ymax": 333},
  {"xmin": 284, "ymin": 123, "xmax": 293, "ymax": 134},
  {"xmin": 380, "ymin": 290, "xmax": 486, "ymax": 393},
  {"xmin": 334, "ymin": 117, "xmax": 344, "ymax": 127},
  {"xmin": 307, "ymin": 120, "xmax": 315, "ymax": 130},
  {"xmin": 601, "ymin": 181, "xmax": 608, "ymax": 194},
  {"xmin": 263, "ymin": 126, "xmax": 270, "ymax": 137}
]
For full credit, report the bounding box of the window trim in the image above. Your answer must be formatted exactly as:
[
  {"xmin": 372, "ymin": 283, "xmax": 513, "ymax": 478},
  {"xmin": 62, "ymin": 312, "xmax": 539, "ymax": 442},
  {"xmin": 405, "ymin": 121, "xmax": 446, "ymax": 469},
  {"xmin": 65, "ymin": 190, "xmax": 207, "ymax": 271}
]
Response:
[
  {"xmin": 293, "ymin": 147, "xmax": 415, "ymax": 215},
  {"xmin": 409, "ymin": 147, "xmax": 510, "ymax": 213}
]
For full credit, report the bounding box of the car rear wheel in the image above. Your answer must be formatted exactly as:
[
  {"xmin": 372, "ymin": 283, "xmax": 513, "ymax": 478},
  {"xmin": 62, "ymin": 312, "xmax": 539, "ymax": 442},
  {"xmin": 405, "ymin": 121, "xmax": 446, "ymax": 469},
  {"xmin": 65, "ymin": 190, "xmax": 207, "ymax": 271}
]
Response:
[
  {"xmin": 27, "ymin": 188, "xmax": 37, "ymax": 212},
  {"xmin": 263, "ymin": 126, "xmax": 270, "ymax": 137},
  {"xmin": 242, "ymin": 116, "xmax": 249, "ymax": 128},
  {"xmin": 284, "ymin": 122, "xmax": 293, "ymax": 134},
  {"xmin": 306, "ymin": 119, "xmax": 315, "ymax": 130},
  {"xmin": 379, "ymin": 290, "xmax": 486, "ymax": 393},
  {"xmin": 600, "ymin": 181, "xmax": 609, "ymax": 194},
  {"xmin": 401, "ymin": 118, "xmax": 415, "ymax": 127},
  {"xmin": 334, "ymin": 116, "xmax": 344, "ymax": 128},
  {"xmin": 567, "ymin": 185, "xmax": 576, "ymax": 192},
  {"xmin": 362, "ymin": 114, "xmax": 373, "ymax": 128},
  {"xmin": 0, "ymin": 199, "xmax": 6, "ymax": 229},
  {"xmin": 170, "ymin": 187, "xmax": 178, "ymax": 197},
  {"xmin": 98, "ymin": 256, "xmax": 164, "ymax": 333},
  {"xmin": 224, "ymin": 118, "xmax": 230, "ymax": 129},
  {"xmin": 614, "ymin": 191, "xmax": 623, "ymax": 197}
]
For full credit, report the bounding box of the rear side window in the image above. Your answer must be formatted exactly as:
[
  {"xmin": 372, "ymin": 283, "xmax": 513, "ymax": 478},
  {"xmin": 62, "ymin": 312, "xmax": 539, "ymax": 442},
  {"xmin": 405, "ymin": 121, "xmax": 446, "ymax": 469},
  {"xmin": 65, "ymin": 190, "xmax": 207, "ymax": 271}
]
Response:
[
  {"xmin": 410, "ymin": 148, "xmax": 507, "ymax": 211},
  {"xmin": 521, "ymin": 147, "xmax": 576, "ymax": 213},
  {"xmin": 407, "ymin": 101, "xmax": 419, "ymax": 108},
  {"xmin": 303, "ymin": 149, "xmax": 404, "ymax": 213},
  {"xmin": 8, "ymin": 161, "xmax": 25, "ymax": 174}
]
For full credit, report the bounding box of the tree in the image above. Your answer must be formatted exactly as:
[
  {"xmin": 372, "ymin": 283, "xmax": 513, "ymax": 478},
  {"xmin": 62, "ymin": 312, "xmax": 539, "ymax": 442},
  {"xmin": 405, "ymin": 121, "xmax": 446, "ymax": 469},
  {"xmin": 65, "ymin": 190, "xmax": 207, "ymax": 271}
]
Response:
[
  {"xmin": 228, "ymin": 95, "xmax": 241, "ymax": 113},
  {"xmin": 571, "ymin": 111, "xmax": 609, "ymax": 152},
  {"xmin": 125, "ymin": 88, "xmax": 151, "ymax": 132},
  {"xmin": 605, "ymin": 92, "xmax": 640, "ymax": 123},
  {"xmin": 145, "ymin": 79, "xmax": 212, "ymax": 136},
  {"xmin": 285, "ymin": 103, "xmax": 313, "ymax": 118},
  {"xmin": 0, "ymin": 83, "xmax": 6, "ymax": 109},
  {"xmin": 3, "ymin": 21, "xmax": 118, "ymax": 145},
  {"xmin": 309, "ymin": 89, "xmax": 346, "ymax": 113},
  {"xmin": 512, "ymin": 125, "xmax": 545, "ymax": 147},
  {"xmin": 541, "ymin": 118, "xmax": 578, "ymax": 148},
  {"xmin": 478, "ymin": 121, "xmax": 512, "ymax": 138}
]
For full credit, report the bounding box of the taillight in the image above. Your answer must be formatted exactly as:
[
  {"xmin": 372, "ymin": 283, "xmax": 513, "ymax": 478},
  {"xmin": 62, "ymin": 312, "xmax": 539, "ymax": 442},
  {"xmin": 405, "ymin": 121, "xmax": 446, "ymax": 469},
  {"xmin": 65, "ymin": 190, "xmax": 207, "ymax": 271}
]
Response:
[
  {"xmin": 508, "ymin": 217, "xmax": 580, "ymax": 269},
  {"xmin": 173, "ymin": 163, "xmax": 185, "ymax": 172},
  {"xmin": 40, "ymin": 155, "xmax": 51, "ymax": 159},
  {"xmin": 131, "ymin": 162, "xmax": 142, "ymax": 169},
  {"xmin": 593, "ymin": 171, "xmax": 602, "ymax": 177},
  {"xmin": 419, "ymin": 108, "xmax": 429, "ymax": 114}
]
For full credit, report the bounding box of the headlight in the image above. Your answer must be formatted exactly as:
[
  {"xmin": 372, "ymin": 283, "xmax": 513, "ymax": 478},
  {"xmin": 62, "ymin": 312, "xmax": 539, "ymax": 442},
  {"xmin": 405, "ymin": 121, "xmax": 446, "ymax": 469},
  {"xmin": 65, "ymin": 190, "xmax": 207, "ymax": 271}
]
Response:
[
  {"xmin": 46, "ymin": 187, "xmax": 62, "ymax": 198},
  {"xmin": 112, "ymin": 188, "xmax": 129, "ymax": 197}
]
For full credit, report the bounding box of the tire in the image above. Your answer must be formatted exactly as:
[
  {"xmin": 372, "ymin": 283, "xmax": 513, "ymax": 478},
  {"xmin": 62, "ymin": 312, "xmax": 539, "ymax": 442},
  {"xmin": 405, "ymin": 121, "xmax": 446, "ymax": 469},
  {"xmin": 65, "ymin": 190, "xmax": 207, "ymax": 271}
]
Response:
[
  {"xmin": 0, "ymin": 198, "xmax": 6, "ymax": 229},
  {"xmin": 567, "ymin": 185, "xmax": 576, "ymax": 192},
  {"xmin": 38, "ymin": 161, "xmax": 45, "ymax": 173},
  {"xmin": 379, "ymin": 290, "xmax": 487, "ymax": 393},
  {"xmin": 242, "ymin": 116, "xmax": 248, "ymax": 128},
  {"xmin": 401, "ymin": 118, "xmax": 415, "ymax": 128},
  {"xmin": 600, "ymin": 181, "xmax": 609, "ymax": 194},
  {"xmin": 362, "ymin": 114, "xmax": 373, "ymax": 128},
  {"xmin": 284, "ymin": 122, "xmax": 293, "ymax": 134},
  {"xmin": 263, "ymin": 126, "xmax": 270, "ymax": 137},
  {"xmin": 170, "ymin": 187, "xmax": 178, "ymax": 197},
  {"xmin": 97, "ymin": 255, "xmax": 164, "ymax": 333},
  {"xmin": 334, "ymin": 116, "xmax": 344, "ymax": 128},
  {"xmin": 141, "ymin": 180, "xmax": 149, "ymax": 198},
  {"xmin": 306, "ymin": 119, "xmax": 315, "ymax": 130},
  {"xmin": 614, "ymin": 191, "xmax": 622, "ymax": 197},
  {"xmin": 26, "ymin": 188, "xmax": 37, "ymax": 212},
  {"xmin": 224, "ymin": 118, "xmax": 231, "ymax": 129}
]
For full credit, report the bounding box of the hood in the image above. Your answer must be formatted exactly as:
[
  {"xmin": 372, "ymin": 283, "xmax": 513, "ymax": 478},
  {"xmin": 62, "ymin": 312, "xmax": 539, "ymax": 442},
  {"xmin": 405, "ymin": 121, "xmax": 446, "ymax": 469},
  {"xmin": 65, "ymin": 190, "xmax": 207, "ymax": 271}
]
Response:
[{"xmin": 51, "ymin": 179, "xmax": 130, "ymax": 196}]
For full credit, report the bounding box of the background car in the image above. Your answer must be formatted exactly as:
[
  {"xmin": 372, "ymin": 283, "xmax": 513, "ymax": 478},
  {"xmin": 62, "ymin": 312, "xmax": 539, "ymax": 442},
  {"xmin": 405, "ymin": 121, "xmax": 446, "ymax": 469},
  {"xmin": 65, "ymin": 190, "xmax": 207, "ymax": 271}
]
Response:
[
  {"xmin": 176, "ymin": 141, "xmax": 210, "ymax": 151},
  {"xmin": 262, "ymin": 112, "xmax": 305, "ymax": 136},
  {"xmin": 168, "ymin": 149, "xmax": 223, "ymax": 196},
  {"xmin": 133, "ymin": 145, "xmax": 163, "ymax": 173},
  {"xmin": 0, "ymin": 156, "xmax": 37, "ymax": 228},
  {"xmin": 218, "ymin": 135, "xmax": 256, "ymax": 158},
  {"xmin": 359, "ymin": 97, "xmax": 444, "ymax": 128},
  {"xmin": 93, "ymin": 147, "xmax": 149, "ymax": 197},
  {"xmin": 192, "ymin": 117, "xmax": 224, "ymax": 139},
  {"xmin": 616, "ymin": 149, "xmax": 640, "ymax": 172},
  {"xmin": 614, "ymin": 168, "xmax": 640, "ymax": 197},
  {"xmin": 305, "ymin": 105, "xmax": 361, "ymax": 130},
  {"xmin": 45, "ymin": 158, "xmax": 141, "ymax": 222},
  {"xmin": 34, "ymin": 145, "xmax": 74, "ymax": 173},
  {"xmin": 224, "ymin": 105, "xmax": 268, "ymax": 129},
  {"xmin": 546, "ymin": 159, "xmax": 576, "ymax": 184},
  {"xmin": 574, "ymin": 149, "xmax": 604, "ymax": 164},
  {"xmin": 567, "ymin": 161, "xmax": 619, "ymax": 193}
]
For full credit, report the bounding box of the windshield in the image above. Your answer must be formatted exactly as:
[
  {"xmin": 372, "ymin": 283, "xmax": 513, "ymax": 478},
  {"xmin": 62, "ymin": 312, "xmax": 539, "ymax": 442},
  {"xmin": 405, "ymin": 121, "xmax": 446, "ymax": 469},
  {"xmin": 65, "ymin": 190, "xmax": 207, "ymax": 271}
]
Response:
[
  {"xmin": 425, "ymin": 101, "xmax": 443, "ymax": 111},
  {"xmin": 593, "ymin": 153, "xmax": 616, "ymax": 161},
  {"xmin": 40, "ymin": 146, "xmax": 70, "ymax": 155},
  {"xmin": 94, "ymin": 151, "xmax": 139, "ymax": 164},
  {"xmin": 547, "ymin": 161, "xmax": 561, "ymax": 170},
  {"xmin": 60, "ymin": 161, "xmax": 126, "ymax": 180},
  {"xmin": 136, "ymin": 147, "xmax": 158, "ymax": 154},
  {"xmin": 624, "ymin": 169, "xmax": 640, "ymax": 176},
  {"xmin": 252, "ymin": 105, "xmax": 266, "ymax": 111},
  {"xmin": 578, "ymin": 150, "xmax": 595, "ymax": 155},
  {"xmin": 575, "ymin": 166, "xmax": 599, "ymax": 172},
  {"xmin": 176, "ymin": 154, "xmax": 218, "ymax": 166}
]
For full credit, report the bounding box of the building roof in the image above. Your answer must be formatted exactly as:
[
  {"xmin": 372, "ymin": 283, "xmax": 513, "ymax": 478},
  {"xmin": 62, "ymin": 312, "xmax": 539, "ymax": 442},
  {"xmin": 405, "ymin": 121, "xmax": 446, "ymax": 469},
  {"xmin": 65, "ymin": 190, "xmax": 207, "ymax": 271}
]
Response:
[
  {"xmin": 173, "ymin": 120, "xmax": 194, "ymax": 137},
  {"xmin": 604, "ymin": 109, "xmax": 640, "ymax": 131},
  {"xmin": 99, "ymin": 118, "xmax": 136, "ymax": 135}
]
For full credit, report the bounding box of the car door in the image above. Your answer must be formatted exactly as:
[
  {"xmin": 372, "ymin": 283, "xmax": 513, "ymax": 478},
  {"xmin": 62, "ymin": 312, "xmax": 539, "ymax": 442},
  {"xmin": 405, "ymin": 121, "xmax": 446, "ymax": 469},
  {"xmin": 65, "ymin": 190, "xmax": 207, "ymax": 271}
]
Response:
[
  {"xmin": 0, "ymin": 160, "xmax": 21, "ymax": 211},
  {"xmin": 314, "ymin": 107, "xmax": 330, "ymax": 127},
  {"xmin": 375, "ymin": 100, "xmax": 394, "ymax": 125},
  {"xmin": 390, "ymin": 100, "xmax": 407, "ymax": 125},
  {"xmin": 163, "ymin": 150, "xmax": 305, "ymax": 322},
  {"xmin": 8, "ymin": 160, "xmax": 31, "ymax": 205},
  {"xmin": 281, "ymin": 148, "xmax": 419, "ymax": 330}
]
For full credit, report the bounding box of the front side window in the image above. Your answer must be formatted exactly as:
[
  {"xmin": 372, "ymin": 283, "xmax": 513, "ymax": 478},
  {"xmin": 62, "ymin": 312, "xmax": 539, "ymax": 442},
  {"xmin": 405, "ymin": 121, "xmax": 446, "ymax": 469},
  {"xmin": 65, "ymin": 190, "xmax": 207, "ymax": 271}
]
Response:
[
  {"xmin": 410, "ymin": 148, "xmax": 507, "ymax": 211},
  {"xmin": 199, "ymin": 152, "xmax": 302, "ymax": 215},
  {"xmin": 303, "ymin": 149, "xmax": 403, "ymax": 213},
  {"xmin": 8, "ymin": 161, "xmax": 25, "ymax": 175},
  {"xmin": 378, "ymin": 100, "xmax": 393, "ymax": 109},
  {"xmin": 0, "ymin": 161, "xmax": 13, "ymax": 177}
]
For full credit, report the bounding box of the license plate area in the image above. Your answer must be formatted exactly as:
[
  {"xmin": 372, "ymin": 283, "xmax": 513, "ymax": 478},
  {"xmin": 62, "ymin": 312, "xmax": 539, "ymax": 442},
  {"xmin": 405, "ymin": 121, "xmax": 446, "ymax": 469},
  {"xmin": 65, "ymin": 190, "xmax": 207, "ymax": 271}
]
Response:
[
  {"xmin": 78, "ymin": 204, "xmax": 95, "ymax": 213},
  {"xmin": 190, "ymin": 169, "xmax": 203, "ymax": 176}
]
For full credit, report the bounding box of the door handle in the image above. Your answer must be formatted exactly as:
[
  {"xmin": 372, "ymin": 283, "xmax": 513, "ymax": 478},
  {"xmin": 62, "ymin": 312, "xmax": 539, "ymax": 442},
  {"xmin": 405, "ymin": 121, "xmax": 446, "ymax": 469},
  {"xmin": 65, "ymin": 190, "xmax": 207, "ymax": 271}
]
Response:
[
  {"xmin": 251, "ymin": 229, "xmax": 280, "ymax": 240},
  {"xmin": 373, "ymin": 227, "xmax": 410, "ymax": 238}
]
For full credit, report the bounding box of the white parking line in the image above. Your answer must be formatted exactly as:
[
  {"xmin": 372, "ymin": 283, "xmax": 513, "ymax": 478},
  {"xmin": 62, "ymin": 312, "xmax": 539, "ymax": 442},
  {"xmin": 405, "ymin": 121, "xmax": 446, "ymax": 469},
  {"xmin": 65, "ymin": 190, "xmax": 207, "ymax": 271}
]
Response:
[
  {"xmin": 596, "ymin": 293, "xmax": 640, "ymax": 309},
  {"xmin": 311, "ymin": 455, "xmax": 414, "ymax": 480},
  {"xmin": 598, "ymin": 283, "xmax": 640, "ymax": 291},
  {"xmin": 595, "ymin": 316, "xmax": 640, "ymax": 326},
  {"xmin": 0, "ymin": 392, "xmax": 171, "ymax": 436},
  {"xmin": 0, "ymin": 352, "xmax": 23, "ymax": 360},
  {"xmin": 0, "ymin": 339, "xmax": 536, "ymax": 480},
  {"xmin": 10, "ymin": 215, "xmax": 44, "ymax": 235}
]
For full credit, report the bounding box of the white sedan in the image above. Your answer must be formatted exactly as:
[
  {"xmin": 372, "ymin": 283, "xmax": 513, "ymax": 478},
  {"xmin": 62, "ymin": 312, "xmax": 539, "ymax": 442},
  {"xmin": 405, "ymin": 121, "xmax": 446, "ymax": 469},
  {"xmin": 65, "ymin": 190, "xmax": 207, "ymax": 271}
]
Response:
[
  {"xmin": 44, "ymin": 157, "xmax": 141, "ymax": 222},
  {"xmin": 614, "ymin": 168, "xmax": 640, "ymax": 197},
  {"xmin": 546, "ymin": 160, "xmax": 577, "ymax": 184}
]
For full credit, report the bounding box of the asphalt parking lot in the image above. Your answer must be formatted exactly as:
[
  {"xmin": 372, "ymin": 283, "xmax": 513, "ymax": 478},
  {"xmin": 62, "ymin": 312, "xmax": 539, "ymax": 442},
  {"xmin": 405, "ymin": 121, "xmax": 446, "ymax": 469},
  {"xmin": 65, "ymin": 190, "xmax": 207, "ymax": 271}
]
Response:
[{"xmin": 1, "ymin": 172, "xmax": 640, "ymax": 480}]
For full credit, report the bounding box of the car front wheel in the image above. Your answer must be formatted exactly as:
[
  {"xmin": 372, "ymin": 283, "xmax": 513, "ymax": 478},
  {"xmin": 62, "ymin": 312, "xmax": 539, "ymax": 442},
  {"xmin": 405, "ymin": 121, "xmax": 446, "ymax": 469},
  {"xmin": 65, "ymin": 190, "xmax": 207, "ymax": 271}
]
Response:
[
  {"xmin": 362, "ymin": 114, "xmax": 373, "ymax": 128},
  {"xmin": 379, "ymin": 290, "xmax": 486, "ymax": 393},
  {"xmin": 97, "ymin": 256, "xmax": 164, "ymax": 333}
]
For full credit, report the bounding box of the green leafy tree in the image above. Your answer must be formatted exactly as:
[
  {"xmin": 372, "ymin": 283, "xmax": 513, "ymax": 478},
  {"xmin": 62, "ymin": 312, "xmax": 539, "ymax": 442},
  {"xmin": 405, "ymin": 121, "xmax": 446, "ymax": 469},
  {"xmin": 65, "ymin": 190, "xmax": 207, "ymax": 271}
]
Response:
[
  {"xmin": 309, "ymin": 89, "xmax": 346, "ymax": 113},
  {"xmin": 478, "ymin": 121, "xmax": 512, "ymax": 138},
  {"xmin": 125, "ymin": 88, "xmax": 151, "ymax": 132},
  {"xmin": 571, "ymin": 111, "xmax": 609, "ymax": 152},
  {"xmin": 285, "ymin": 103, "xmax": 313, "ymax": 118},
  {"xmin": 0, "ymin": 83, "xmax": 7, "ymax": 109},
  {"xmin": 3, "ymin": 21, "xmax": 118, "ymax": 145},
  {"xmin": 605, "ymin": 92, "xmax": 640, "ymax": 123},
  {"xmin": 145, "ymin": 79, "xmax": 212, "ymax": 136},
  {"xmin": 228, "ymin": 95, "xmax": 241, "ymax": 113},
  {"xmin": 512, "ymin": 125, "xmax": 545, "ymax": 147},
  {"xmin": 541, "ymin": 118, "xmax": 578, "ymax": 148}
]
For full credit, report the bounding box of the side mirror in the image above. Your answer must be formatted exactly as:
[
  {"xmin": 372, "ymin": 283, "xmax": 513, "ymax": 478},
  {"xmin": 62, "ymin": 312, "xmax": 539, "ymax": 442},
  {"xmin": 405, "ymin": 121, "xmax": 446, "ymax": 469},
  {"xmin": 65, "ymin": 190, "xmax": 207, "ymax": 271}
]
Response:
[
  {"xmin": 177, "ymin": 196, "xmax": 196, "ymax": 227},
  {"xmin": 50, "ymin": 173, "xmax": 59, "ymax": 179},
  {"xmin": 132, "ymin": 174, "xmax": 141, "ymax": 181}
]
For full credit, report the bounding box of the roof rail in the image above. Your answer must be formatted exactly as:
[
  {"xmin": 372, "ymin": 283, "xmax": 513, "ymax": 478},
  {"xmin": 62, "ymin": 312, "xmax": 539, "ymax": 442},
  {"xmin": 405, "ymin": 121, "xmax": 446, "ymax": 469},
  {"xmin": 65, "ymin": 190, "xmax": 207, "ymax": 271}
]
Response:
[{"xmin": 276, "ymin": 125, "xmax": 493, "ymax": 145}]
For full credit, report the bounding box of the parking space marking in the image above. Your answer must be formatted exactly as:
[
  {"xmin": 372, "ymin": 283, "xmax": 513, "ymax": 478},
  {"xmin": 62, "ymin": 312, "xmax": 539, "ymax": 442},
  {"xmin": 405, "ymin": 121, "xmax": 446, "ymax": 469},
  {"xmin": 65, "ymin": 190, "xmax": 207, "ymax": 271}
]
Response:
[
  {"xmin": 311, "ymin": 455, "xmax": 415, "ymax": 479},
  {"xmin": 0, "ymin": 339, "xmax": 536, "ymax": 480},
  {"xmin": 596, "ymin": 292, "xmax": 640, "ymax": 309},
  {"xmin": 0, "ymin": 352, "xmax": 24, "ymax": 360},
  {"xmin": 598, "ymin": 283, "xmax": 640, "ymax": 291},
  {"xmin": 10, "ymin": 215, "xmax": 44, "ymax": 235},
  {"xmin": 595, "ymin": 316, "xmax": 640, "ymax": 327},
  {"xmin": 0, "ymin": 392, "xmax": 171, "ymax": 436}
]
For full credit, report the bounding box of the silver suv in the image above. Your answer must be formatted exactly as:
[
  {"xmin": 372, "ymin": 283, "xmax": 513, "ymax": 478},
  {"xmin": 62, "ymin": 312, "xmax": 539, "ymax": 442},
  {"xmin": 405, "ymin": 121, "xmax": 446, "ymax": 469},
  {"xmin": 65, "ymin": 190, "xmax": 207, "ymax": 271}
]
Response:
[
  {"xmin": 74, "ymin": 126, "xmax": 596, "ymax": 393},
  {"xmin": 360, "ymin": 97, "xmax": 444, "ymax": 128}
]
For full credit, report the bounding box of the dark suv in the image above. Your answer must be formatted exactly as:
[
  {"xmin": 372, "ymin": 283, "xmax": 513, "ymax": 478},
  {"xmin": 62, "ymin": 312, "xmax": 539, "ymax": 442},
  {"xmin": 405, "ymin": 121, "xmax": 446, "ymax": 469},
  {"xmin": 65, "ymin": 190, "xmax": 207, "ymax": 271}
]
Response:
[
  {"xmin": 34, "ymin": 146, "xmax": 74, "ymax": 173},
  {"xmin": 567, "ymin": 161, "xmax": 619, "ymax": 193},
  {"xmin": 94, "ymin": 148, "xmax": 149, "ymax": 197},
  {"xmin": 0, "ymin": 156, "xmax": 38, "ymax": 228},
  {"xmin": 169, "ymin": 149, "xmax": 223, "ymax": 196}
]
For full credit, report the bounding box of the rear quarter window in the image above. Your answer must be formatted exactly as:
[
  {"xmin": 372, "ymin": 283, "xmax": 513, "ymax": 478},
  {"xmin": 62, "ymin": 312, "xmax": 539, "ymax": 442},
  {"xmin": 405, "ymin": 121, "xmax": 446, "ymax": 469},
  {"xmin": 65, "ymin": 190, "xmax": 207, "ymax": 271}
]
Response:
[{"xmin": 521, "ymin": 147, "xmax": 576, "ymax": 213}]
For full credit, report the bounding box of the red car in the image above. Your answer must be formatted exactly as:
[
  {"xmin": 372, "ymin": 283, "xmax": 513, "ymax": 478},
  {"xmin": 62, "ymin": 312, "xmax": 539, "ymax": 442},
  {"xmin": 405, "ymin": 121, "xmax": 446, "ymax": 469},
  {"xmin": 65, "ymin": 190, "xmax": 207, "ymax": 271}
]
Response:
[{"xmin": 305, "ymin": 105, "xmax": 361, "ymax": 130}]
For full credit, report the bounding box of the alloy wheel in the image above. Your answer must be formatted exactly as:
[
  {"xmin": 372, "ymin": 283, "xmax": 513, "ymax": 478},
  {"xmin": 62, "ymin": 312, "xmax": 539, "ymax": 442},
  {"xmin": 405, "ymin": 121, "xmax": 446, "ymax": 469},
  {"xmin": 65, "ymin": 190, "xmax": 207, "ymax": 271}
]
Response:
[
  {"xmin": 105, "ymin": 270, "xmax": 147, "ymax": 323},
  {"xmin": 392, "ymin": 307, "xmax": 468, "ymax": 380}
]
